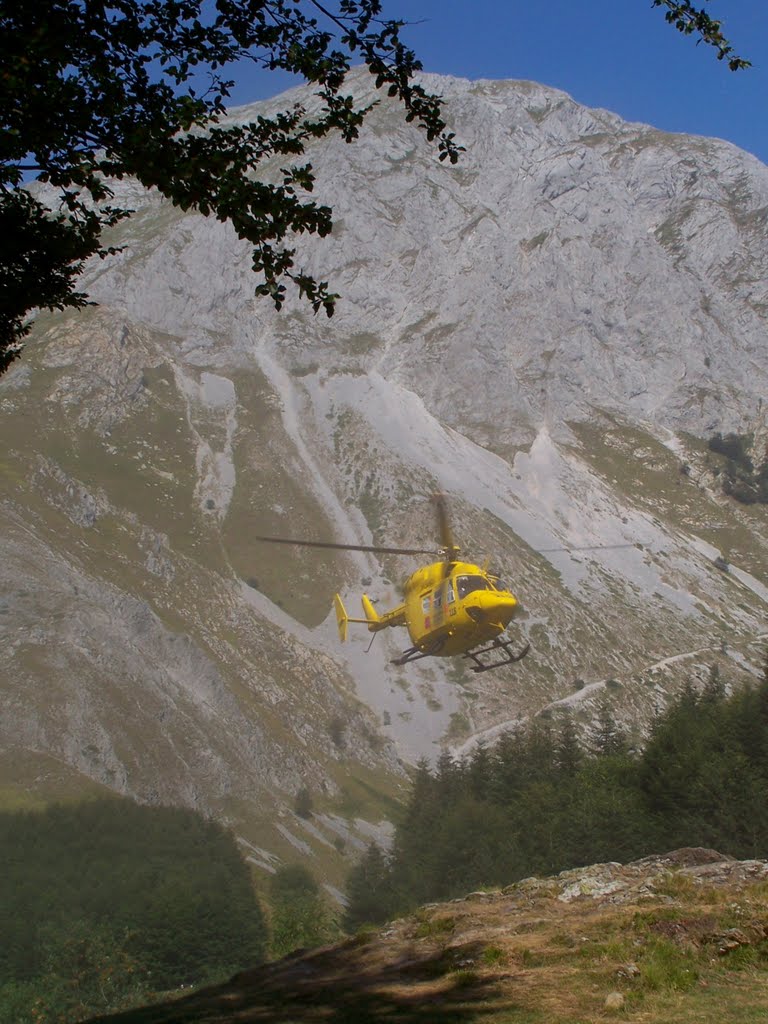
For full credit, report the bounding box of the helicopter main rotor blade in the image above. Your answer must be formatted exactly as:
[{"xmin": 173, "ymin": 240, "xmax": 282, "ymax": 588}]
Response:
[
  {"xmin": 253, "ymin": 535, "xmax": 435, "ymax": 557},
  {"xmin": 535, "ymin": 543, "xmax": 635, "ymax": 553}
]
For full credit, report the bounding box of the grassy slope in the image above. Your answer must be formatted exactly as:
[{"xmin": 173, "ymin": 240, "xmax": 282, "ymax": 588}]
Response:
[
  {"xmin": 3, "ymin": 307, "xmax": 767, "ymax": 890},
  {"xmin": 571, "ymin": 417, "xmax": 768, "ymax": 583},
  {"xmin": 87, "ymin": 854, "xmax": 768, "ymax": 1024},
  {"xmin": 0, "ymin": 316, "xmax": 403, "ymax": 876}
]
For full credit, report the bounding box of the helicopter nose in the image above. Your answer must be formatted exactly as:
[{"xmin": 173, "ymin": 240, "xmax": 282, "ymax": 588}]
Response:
[
  {"xmin": 494, "ymin": 593, "xmax": 518, "ymax": 625},
  {"xmin": 465, "ymin": 591, "xmax": 518, "ymax": 626}
]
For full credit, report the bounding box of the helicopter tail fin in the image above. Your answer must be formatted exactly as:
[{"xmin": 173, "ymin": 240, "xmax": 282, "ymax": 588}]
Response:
[
  {"xmin": 334, "ymin": 593, "xmax": 384, "ymax": 641},
  {"xmin": 334, "ymin": 593, "xmax": 349, "ymax": 642},
  {"xmin": 361, "ymin": 594, "xmax": 381, "ymax": 629}
]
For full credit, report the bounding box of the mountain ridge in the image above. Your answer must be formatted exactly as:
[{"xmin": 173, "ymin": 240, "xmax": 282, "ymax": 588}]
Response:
[{"xmin": 2, "ymin": 71, "xmax": 767, "ymax": 885}]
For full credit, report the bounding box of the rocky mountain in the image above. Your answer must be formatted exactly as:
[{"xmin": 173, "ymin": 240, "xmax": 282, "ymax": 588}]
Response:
[
  {"xmin": 1, "ymin": 71, "xmax": 767, "ymax": 889},
  {"xmin": 89, "ymin": 847, "xmax": 768, "ymax": 1023}
]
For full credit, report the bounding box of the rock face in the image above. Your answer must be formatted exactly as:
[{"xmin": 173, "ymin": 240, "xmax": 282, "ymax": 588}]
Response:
[
  {"xmin": 510, "ymin": 846, "xmax": 768, "ymax": 904},
  {"xmin": 2, "ymin": 72, "xmax": 767, "ymax": 879}
]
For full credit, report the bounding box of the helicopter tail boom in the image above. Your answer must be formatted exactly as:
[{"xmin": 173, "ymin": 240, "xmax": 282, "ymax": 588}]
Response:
[{"xmin": 334, "ymin": 593, "xmax": 390, "ymax": 642}]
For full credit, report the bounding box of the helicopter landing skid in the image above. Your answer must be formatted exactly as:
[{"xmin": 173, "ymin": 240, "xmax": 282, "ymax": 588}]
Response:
[
  {"xmin": 464, "ymin": 639, "xmax": 531, "ymax": 673},
  {"xmin": 391, "ymin": 638, "xmax": 445, "ymax": 666}
]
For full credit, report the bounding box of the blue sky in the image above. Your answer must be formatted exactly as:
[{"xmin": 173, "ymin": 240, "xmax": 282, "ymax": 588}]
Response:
[{"xmin": 227, "ymin": 1, "xmax": 768, "ymax": 166}]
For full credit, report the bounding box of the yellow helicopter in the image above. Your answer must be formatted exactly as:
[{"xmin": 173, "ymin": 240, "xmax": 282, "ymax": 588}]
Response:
[{"xmin": 255, "ymin": 494, "xmax": 530, "ymax": 673}]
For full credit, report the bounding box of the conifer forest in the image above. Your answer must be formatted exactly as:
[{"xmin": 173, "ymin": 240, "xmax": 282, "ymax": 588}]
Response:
[
  {"xmin": 3, "ymin": 661, "xmax": 768, "ymax": 1022},
  {"xmin": 345, "ymin": 660, "xmax": 768, "ymax": 931}
]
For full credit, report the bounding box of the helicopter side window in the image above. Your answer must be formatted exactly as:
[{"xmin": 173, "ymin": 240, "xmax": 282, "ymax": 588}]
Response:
[
  {"xmin": 433, "ymin": 586, "xmax": 443, "ymax": 610},
  {"xmin": 421, "ymin": 594, "xmax": 431, "ymax": 613},
  {"xmin": 446, "ymin": 583, "xmax": 455, "ymax": 604},
  {"xmin": 456, "ymin": 575, "xmax": 489, "ymax": 600}
]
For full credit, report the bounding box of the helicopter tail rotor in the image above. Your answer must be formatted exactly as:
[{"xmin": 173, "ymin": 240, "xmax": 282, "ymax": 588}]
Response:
[{"xmin": 333, "ymin": 593, "xmax": 349, "ymax": 643}]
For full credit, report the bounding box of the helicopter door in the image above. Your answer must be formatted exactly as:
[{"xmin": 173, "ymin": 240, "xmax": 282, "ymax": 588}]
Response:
[
  {"xmin": 421, "ymin": 592, "xmax": 432, "ymax": 630},
  {"xmin": 446, "ymin": 580, "xmax": 457, "ymax": 617},
  {"xmin": 432, "ymin": 583, "xmax": 445, "ymax": 626}
]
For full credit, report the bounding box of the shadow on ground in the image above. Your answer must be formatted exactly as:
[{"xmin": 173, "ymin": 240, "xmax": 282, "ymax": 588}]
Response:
[{"xmin": 87, "ymin": 938, "xmax": 521, "ymax": 1024}]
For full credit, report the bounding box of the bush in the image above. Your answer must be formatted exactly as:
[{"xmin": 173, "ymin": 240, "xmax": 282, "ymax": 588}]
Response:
[
  {"xmin": 708, "ymin": 432, "xmax": 753, "ymax": 469},
  {"xmin": 268, "ymin": 866, "xmax": 337, "ymax": 958},
  {"xmin": 708, "ymin": 431, "xmax": 768, "ymax": 505},
  {"xmin": 294, "ymin": 787, "xmax": 314, "ymax": 819}
]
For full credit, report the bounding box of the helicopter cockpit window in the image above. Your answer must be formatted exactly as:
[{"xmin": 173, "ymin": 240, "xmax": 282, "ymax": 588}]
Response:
[
  {"xmin": 491, "ymin": 578, "xmax": 508, "ymax": 592},
  {"xmin": 456, "ymin": 575, "xmax": 489, "ymax": 599}
]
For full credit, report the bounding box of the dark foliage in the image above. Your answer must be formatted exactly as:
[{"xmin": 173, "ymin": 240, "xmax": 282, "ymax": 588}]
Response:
[
  {"xmin": 294, "ymin": 786, "xmax": 314, "ymax": 819},
  {"xmin": 268, "ymin": 864, "xmax": 337, "ymax": 957},
  {"xmin": 652, "ymin": 1, "xmax": 750, "ymax": 70},
  {"xmin": 708, "ymin": 432, "xmax": 768, "ymax": 505},
  {"xmin": 0, "ymin": 0, "xmax": 462, "ymax": 372},
  {"xmin": 347, "ymin": 662, "xmax": 768, "ymax": 927},
  {"xmin": 708, "ymin": 432, "xmax": 753, "ymax": 469},
  {"xmin": 0, "ymin": 797, "xmax": 266, "ymax": 1022}
]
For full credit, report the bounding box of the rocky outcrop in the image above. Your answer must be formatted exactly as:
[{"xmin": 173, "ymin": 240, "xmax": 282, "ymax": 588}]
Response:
[{"xmin": 505, "ymin": 846, "xmax": 768, "ymax": 904}]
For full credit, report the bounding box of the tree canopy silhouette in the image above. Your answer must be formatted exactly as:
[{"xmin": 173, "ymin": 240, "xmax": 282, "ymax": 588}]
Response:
[
  {"xmin": 0, "ymin": 0, "xmax": 462, "ymax": 372},
  {"xmin": 652, "ymin": 1, "xmax": 751, "ymax": 71}
]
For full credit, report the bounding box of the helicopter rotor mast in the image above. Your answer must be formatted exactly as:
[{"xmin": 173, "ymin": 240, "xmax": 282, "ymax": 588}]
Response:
[{"xmin": 432, "ymin": 492, "xmax": 461, "ymax": 563}]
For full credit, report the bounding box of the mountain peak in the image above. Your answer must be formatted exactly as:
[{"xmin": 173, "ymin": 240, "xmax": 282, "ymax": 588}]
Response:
[{"xmin": 3, "ymin": 70, "xmax": 767, "ymax": 885}]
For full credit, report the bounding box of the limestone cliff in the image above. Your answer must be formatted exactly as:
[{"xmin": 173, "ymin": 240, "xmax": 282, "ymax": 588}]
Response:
[{"xmin": 2, "ymin": 72, "xmax": 766, "ymax": 885}]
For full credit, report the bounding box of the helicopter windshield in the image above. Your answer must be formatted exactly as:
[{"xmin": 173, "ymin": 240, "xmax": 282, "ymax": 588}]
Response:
[{"xmin": 455, "ymin": 575, "xmax": 489, "ymax": 599}]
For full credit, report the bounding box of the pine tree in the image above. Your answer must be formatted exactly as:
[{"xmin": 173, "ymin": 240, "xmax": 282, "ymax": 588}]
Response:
[
  {"xmin": 344, "ymin": 844, "xmax": 393, "ymax": 932},
  {"xmin": 435, "ymin": 750, "xmax": 460, "ymax": 801},
  {"xmin": 488, "ymin": 729, "xmax": 527, "ymax": 803},
  {"xmin": 555, "ymin": 711, "xmax": 583, "ymax": 774},
  {"xmin": 701, "ymin": 662, "xmax": 726, "ymax": 704},
  {"xmin": 467, "ymin": 743, "xmax": 492, "ymax": 798},
  {"xmin": 294, "ymin": 787, "xmax": 314, "ymax": 819},
  {"xmin": 592, "ymin": 700, "xmax": 627, "ymax": 757},
  {"xmin": 387, "ymin": 758, "xmax": 441, "ymax": 909}
]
